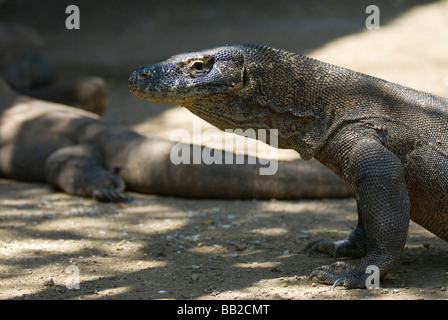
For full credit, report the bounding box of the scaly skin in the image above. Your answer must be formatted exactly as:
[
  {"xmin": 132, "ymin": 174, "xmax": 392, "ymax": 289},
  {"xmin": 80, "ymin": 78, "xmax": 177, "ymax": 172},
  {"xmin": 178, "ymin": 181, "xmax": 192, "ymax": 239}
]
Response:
[{"xmin": 129, "ymin": 43, "xmax": 448, "ymax": 288}]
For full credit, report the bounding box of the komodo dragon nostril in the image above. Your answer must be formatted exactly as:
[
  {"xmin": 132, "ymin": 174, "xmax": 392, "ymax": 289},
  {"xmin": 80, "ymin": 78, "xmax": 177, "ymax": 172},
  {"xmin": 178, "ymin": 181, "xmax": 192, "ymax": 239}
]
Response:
[{"xmin": 138, "ymin": 72, "xmax": 149, "ymax": 79}]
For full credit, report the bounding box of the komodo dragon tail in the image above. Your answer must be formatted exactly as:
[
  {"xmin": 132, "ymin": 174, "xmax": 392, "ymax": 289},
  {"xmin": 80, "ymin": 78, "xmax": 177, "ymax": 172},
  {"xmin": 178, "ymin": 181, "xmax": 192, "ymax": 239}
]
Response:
[
  {"xmin": 0, "ymin": 77, "xmax": 353, "ymax": 201},
  {"xmin": 110, "ymin": 137, "xmax": 354, "ymax": 200}
]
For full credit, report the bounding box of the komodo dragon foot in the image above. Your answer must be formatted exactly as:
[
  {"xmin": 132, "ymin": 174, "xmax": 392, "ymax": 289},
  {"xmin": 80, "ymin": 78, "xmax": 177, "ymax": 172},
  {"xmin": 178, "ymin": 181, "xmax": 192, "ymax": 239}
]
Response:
[
  {"xmin": 304, "ymin": 228, "xmax": 371, "ymax": 289},
  {"xmin": 305, "ymin": 235, "xmax": 396, "ymax": 289},
  {"xmin": 45, "ymin": 143, "xmax": 132, "ymax": 202},
  {"xmin": 308, "ymin": 261, "xmax": 371, "ymax": 289}
]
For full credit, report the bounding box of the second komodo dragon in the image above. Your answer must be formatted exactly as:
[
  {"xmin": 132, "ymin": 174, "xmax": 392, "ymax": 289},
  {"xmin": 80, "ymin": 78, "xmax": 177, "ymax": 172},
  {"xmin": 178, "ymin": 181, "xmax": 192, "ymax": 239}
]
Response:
[
  {"xmin": 129, "ymin": 43, "xmax": 448, "ymax": 289},
  {"xmin": 0, "ymin": 77, "xmax": 352, "ymax": 201}
]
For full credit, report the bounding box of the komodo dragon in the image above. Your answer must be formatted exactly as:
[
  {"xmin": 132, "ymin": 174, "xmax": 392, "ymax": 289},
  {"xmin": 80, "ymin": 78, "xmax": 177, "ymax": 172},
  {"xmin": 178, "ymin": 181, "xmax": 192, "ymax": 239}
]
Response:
[
  {"xmin": 129, "ymin": 43, "xmax": 448, "ymax": 289},
  {"xmin": 0, "ymin": 77, "xmax": 352, "ymax": 202}
]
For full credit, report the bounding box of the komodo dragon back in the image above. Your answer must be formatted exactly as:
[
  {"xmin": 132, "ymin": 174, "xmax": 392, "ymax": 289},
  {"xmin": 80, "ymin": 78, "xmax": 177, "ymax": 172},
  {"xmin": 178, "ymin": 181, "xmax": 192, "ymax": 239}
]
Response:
[{"xmin": 129, "ymin": 43, "xmax": 448, "ymax": 289}]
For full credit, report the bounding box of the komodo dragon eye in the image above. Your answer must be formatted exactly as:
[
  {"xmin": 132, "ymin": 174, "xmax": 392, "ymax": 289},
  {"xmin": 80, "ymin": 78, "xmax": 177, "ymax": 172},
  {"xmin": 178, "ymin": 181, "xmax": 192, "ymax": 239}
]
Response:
[
  {"xmin": 185, "ymin": 57, "xmax": 213, "ymax": 74},
  {"xmin": 190, "ymin": 61, "xmax": 204, "ymax": 71}
]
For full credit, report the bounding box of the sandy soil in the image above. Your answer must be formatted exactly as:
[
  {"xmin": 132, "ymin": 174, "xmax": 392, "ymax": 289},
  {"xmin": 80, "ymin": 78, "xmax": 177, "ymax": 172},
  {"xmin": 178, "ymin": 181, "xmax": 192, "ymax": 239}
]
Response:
[{"xmin": 0, "ymin": 0, "xmax": 447, "ymax": 300}]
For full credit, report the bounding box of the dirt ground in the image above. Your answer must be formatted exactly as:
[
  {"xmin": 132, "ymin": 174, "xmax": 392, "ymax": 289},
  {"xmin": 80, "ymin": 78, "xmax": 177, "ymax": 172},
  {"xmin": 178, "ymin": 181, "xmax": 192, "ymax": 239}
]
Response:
[{"xmin": 0, "ymin": 0, "xmax": 448, "ymax": 300}]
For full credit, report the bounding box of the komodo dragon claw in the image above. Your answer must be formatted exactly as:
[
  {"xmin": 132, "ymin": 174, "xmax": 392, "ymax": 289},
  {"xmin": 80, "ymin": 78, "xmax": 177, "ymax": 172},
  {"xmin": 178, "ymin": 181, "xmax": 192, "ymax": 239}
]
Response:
[
  {"xmin": 332, "ymin": 278, "xmax": 347, "ymax": 290},
  {"xmin": 308, "ymin": 261, "xmax": 367, "ymax": 289}
]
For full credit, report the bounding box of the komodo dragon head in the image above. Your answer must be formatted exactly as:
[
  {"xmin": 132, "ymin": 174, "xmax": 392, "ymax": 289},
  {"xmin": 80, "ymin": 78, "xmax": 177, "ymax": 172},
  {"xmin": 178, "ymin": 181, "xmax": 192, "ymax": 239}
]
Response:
[
  {"xmin": 129, "ymin": 45, "xmax": 244, "ymax": 101},
  {"xmin": 129, "ymin": 44, "xmax": 349, "ymax": 159},
  {"xmin": 129, "ymin": 44, "xmax": 287, "ymax": 142}
]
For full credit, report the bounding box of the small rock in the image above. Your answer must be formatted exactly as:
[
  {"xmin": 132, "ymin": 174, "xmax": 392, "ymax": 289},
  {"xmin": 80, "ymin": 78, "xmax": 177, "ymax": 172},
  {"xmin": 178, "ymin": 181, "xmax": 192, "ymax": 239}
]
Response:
[
  {"xmin": 44, "ymin": 278, "xmax": 55, "ymax": 287},
  {"xmin": 191, "ymin": 273, "xmax": 200, "ymax": 281},
  {"xmin": 117, "ymin": 202, "xmax": 128, "ymax": 209},
  {"xmin": 236, "ymin": 244, "xmax": 247, "ymax": 251}
]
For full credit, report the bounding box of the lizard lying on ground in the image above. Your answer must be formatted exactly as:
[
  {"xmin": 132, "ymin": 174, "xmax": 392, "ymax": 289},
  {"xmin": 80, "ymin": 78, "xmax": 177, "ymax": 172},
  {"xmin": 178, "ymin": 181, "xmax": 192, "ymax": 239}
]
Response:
[
  {"xmin": 129, "ymin": 43, "xmax": 448, "ymax": 288},
  {"xmin": 0, "ymin": 77, "xmax": 353, "ymax": 202}
]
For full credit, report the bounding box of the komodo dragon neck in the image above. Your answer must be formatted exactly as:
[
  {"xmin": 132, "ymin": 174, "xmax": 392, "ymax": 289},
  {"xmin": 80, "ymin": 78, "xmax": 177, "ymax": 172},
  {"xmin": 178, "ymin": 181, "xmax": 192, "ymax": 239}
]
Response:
[{"xmin": 129, "ymin": 43, "xmax": 430, "ymax": 160}]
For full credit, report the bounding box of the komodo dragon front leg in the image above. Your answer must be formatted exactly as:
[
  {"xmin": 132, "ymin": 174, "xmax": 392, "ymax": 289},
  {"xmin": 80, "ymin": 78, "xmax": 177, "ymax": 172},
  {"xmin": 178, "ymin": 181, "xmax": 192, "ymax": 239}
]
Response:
[
  {"xmin": 307, "ymin": 136, "xmax": 410, "ymax": 288},
  {"xmin": 45, "ymin": 143, "xmax": 131, "ymax": 202}
]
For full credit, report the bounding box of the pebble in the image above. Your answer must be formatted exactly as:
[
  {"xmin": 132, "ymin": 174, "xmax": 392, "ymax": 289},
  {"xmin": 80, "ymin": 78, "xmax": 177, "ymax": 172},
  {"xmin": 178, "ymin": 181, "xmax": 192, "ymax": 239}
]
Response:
[
  {"xmin": 191, "ymin": 274, "xmax": 200, "ymax": 281},
  {"xmin": 44, "ymin": 278, "xmax": 55, "ymax": 287},
  {"xmin": 236, "ymin": 244, "xmax": 247, "ymax": 251}
]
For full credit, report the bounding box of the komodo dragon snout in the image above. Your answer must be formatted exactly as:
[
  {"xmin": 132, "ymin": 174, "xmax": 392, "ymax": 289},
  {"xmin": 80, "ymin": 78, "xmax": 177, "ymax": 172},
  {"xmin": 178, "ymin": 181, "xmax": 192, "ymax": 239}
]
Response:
[{"xmin": 129, "ymin": 46, "xmax": 245, "ymax": 105}]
